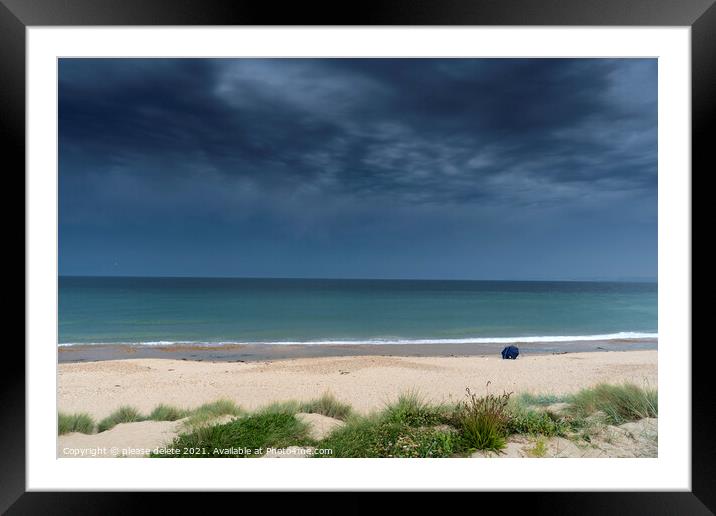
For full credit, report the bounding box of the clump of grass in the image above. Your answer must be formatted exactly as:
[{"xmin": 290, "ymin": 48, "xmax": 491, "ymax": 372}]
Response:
[
  {"xmin": 97, "ymin": 406, "xmax": 144, "ymax": 432},
  {"xmin": 455, "ymin": 385, "xmax": 512, "ymax": 452},
  {"xmin": 567, "ymin": 383, "xmax": 657, "ymax": 425},
  {"xmin": 154, "ymin": 411, "xmax": 313, "ymax": 458},
  {"xmin": 507, "ymin": 407, "xmax": 569, "ymax": 437},
  {"xmin": 257, "ymin": 400, "xmax": 301, "ymax": 415},
  {"xmin": 565, "ymin": 410, "xmax": 608, "ymax": 442},
  {"xmin": 381, "ymin": 390, "xmax": 450, "ymax": 427},
  {"xmin": 148, "ymin": 404, "xmax": 188, "ymax": 422},
  {"xmin": 515, "ymin": 392, "xmax": 568, "ymax": 407},
  {"xmin": 183, "ymin": 399, "xmax": 243, "ymax": 429},
  {"xmin": 316, "ymin": 414, "xmax": 462, "ymax": 458},
  {"xmin": 58, "ymin": 412, "xmax": 95, "ymax": 435},
  {"xmin": 371, "ymin": 425, "xmax": 460, "ymax": 458},
  {"xmin": 314, "ymin": 415, "xmax": 379, "ymax": 457},
  {"xmin": 313, "ymin": 391, "xmax": 462, "ymax": 458},
  {"xmin": 299, "ymin": 392, "xmax": 353, "ymax": 421}
]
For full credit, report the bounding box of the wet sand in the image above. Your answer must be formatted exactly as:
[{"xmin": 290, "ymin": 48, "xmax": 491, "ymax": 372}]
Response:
[{"xmin": 58, "ymin": 338, "xmax": 657, "ymax": 363}]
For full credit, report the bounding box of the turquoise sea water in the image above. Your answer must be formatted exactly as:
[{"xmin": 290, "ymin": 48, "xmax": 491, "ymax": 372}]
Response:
[{"xmin": 58, "ymin": 277, "xmax": 657, "ymax": 346}]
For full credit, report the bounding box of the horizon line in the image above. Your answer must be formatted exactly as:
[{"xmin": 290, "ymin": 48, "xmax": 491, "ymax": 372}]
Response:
[{"xmin": 58, "ymin": 274, "xmax": 658, "ymax": 284}]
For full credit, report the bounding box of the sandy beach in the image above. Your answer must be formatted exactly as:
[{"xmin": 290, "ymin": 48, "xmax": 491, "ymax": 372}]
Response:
[{"xmin": 59, "ymin": 350, "xmax": 657, "ymax": 419}]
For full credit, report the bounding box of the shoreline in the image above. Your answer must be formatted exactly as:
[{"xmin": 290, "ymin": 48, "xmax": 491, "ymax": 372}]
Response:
[
  {"xmin": 58, "ymin": 349, "xmax": 657, "ymax": 419},
  {"xmin": 58, "ymin": 338, "xmax": 657, "ymax": 363}
]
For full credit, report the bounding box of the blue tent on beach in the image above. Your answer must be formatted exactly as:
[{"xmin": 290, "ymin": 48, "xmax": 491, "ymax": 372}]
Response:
[{"xmin": 501, "ymin": 345, "xmax": 519, "ymax": 360}]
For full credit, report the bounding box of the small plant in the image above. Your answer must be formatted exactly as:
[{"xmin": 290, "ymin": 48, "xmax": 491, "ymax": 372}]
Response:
[
  {"xmin": 456, "ymin": 384, "xmax": 512, "ymax": 452},
  {"xmin": 58, "ymin": 412, "xmax": 95, "ymax": 435},
  {"xmin": 148, "ymin": 404, "xmax": 188, "ymax": 421},
  {"xmin": 299, "ymin": 392, "xmax": 353, "ymax": 421},
  {"xmin": 97, "ymin": 406, "xmax": 144, "ymax": 432},
  {"xmin": 527, "ymin": 436, "xmax": 548, "ymax": 458},
  {"xmin": 567, "ymin": 411, "xmax": 607, "ymax": 442}
]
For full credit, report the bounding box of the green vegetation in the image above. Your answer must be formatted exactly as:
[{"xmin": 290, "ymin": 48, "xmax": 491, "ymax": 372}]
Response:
[
  {"xmin": 153, "ymin": 411, "xmax": 313, "ymax": 457},
  {"xmin": 181, "ymin": 399, "xmax": 243, "ymax": 429},
  {"xmin": 316, "ymin": 394, "xmax": 460, "ymax": 458},
  {"xmin": 507, "ymin": 407, "xmax": 570, "ymax": 437},
  {"xmin": 60, "ymin": 400, "xmax": 243, "ymax": 436},
  {"xmin": 514, "ymin": 392, "xmax": 567, "ymax": 407},
  {"xmin": 256, "ymin": 400, "xmax": 301, "ymax": 415},
  {"xmin": 58, "ymin": 412, "xmax": 95, "ymax": 435},
  {"xmin": 318, "ymin": 417, "xmax": 461, "ymax": 458},
  {"xmin": 567, "ymin": 383, "xmax": 658, "ymax": 425},
  {"xmin": 455, "ymin": 387, "xmax": 512, "ymax": 452},
  {"xmin": 61, "ymin": 382, "xmax": 657, "ymax": 458},
  {"xmin": 299, "ymin": 392, "xmax": 354, "ymax": 421},
  {"xmin": 381, "ymin": 391, "xmax": 452, "ymax": 427},
  {"xmin": 317, "ymin": 383, "xmax": 656, "ymax": 457},
  {"xmin": 97, "ymin": 406, "xmax": 145, "ymax": 432},
  {"xmin": 527, "ymin": 436, "xmax": 548, "ymax": 458},
  {"xmin": 148, "ymin": 404, "xmax": 189, "ymax": 422}
]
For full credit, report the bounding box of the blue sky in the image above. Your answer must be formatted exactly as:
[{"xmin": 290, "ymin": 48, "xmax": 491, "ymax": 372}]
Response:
[{"xmin": 58, "ymin": 58, "xmax": 657, "ymax": 281}]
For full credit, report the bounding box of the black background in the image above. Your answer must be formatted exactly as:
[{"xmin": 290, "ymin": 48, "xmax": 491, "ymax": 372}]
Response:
[{"xmin": 2, "ymin": 0, "xmax": 711, "ymax": 513}]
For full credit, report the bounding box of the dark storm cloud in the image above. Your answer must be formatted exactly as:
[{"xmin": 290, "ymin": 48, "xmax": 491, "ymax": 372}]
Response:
[
  {"xmin": 59, "ymin": 58, "xmax": 657, "ymax": 280},
  {"xmin": 59, "ymin": 58, "xmax": 656, "ymax": 207}
]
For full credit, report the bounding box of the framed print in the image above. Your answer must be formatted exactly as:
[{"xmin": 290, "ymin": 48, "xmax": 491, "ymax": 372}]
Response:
[{"xmin": 4, "ymin": 0, "xmax": 710, "ymax": 512}]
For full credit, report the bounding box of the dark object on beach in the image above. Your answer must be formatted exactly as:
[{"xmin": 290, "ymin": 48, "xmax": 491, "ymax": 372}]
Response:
[{"xmin": 501, "ymin": 345, "xmax": 519, "ymax": 360}]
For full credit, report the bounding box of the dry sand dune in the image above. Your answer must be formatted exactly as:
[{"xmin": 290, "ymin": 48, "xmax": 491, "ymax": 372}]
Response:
[
  {"xmin": 57, "ymin": 350, "xmax": 657, "ymax": 459},
  {"xmin": 472, "ymin": 418, "xmax": 658, "ymax": 458},
  {"xmin": 58, "ymin": 420, "xmax": 183, "ymax": 458}
]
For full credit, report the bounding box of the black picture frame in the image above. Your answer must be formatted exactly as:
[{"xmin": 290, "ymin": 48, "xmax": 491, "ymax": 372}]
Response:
[{"xmin": 4, "ymin": 0, "xmax": 709, "ymax": 512}]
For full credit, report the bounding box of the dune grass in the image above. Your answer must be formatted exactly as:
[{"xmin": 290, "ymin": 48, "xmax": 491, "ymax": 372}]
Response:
[
  {"xmin": 567, "ymin": 383, "xmax": 658, "ymax": 425},
  {"xmin": 63, "ymin": 400, "xmax": 243, "ymax": 435},
  {"xmin": 380, "ymin": 390, "xmax": 452, "ymax": 427},
  {"xmin": 58, "ymin": 412, "xmax": 95, "ymax": 435},
  {"xmin": 316, "ymin": 394, "xmax": 463, "ymax": 458},
  {"xmin": 515, "ymin": 392, "xmax": 568, "ymax": 407},
  {"xmin": 181, "ymin": 399, "xmax": 243, "ymax": 429},
  {"xmin": 153, "ymin": 411, "xmax": 314, "ymax": 457},
  {"xmin": 147, "ymin": 404, "xmax": 189, "ymax": 422},
  {"xmin": 97, "ymin": 406, "xmax": 144, "ymax": 432},
  {"xmin": 299, "ymin": 392, "xmax": 354, "ymax": 421},
  {"xmin": 317, "ymin": 416, "xmax": 461, "ymax": 458},
  {"xmin": 66, "ymin": 382, "xmax": 657, "ymax": 457},
  {"xmin": 314, "ymin": 415, "xmax": 381, "ymax": 458},
  {"xmin": 256, "ymin": 400, "xmax": 301, "ymax": 415},
  {"xmin": 455, "ymin": 387, "xmax": 512, "ymax": 452},
  {"xmin": 507, "ymin": 406, "xmax": 570, "ymax": 437}
]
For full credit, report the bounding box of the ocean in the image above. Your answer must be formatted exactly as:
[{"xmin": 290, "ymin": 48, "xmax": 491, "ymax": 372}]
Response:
[{"xmin": 58, "ymin": 276, "xmax": 657, "ymax": 347}]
